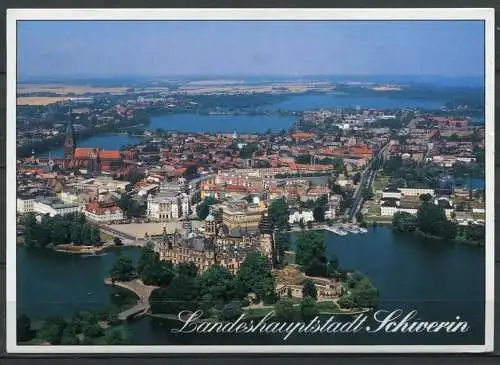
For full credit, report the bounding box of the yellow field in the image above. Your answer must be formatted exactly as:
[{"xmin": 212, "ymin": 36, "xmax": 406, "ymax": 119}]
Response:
[
  {"xmin": 16, "ymin": 96, "xmax": 70, "ymax": 106},
  {"xmin": 17, "ymin": 84, "xmax": 129, "ymax": 95}
]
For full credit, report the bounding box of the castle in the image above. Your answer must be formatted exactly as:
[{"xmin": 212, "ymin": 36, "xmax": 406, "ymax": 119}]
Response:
[{"xmin": 154, "ymin": 213, "xmax": 276, "ymax": 275}]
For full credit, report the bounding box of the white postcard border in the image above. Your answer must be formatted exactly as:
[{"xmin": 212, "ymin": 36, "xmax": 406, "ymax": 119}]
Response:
[{"xmin": 6, "ymin": 8, "xmax": 496, "ymax": 353}]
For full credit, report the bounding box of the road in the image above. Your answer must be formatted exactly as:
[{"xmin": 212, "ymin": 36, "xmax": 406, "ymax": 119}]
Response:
[{"xmin": 345, "ymin": 142, "xmax": 390, "ymax": 221}]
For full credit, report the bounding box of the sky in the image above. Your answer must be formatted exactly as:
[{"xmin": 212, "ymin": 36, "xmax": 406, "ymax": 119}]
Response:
[{"xmin": 17, "ymin": 20, "xmax": 485, "ymax": 79}]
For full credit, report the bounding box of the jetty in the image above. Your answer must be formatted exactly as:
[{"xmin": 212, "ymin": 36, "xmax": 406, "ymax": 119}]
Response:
[{"xmin": 104, "ymin": 278, "xmax": 158, "ymax": 320}]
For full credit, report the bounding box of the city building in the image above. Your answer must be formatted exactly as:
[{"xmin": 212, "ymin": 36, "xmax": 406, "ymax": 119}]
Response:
[{"xmin": 83, "ymin": 200, "xmax": 124, "ymax": 223}]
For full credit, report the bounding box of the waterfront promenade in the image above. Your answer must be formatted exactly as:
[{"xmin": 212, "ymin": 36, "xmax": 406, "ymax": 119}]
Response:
[{"xmin": 104, "ymin": 278, "xmax": 158, "ymax": 320}]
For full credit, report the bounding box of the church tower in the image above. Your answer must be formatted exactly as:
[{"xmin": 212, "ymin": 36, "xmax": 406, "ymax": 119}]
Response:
[{"xmin": 64, "ymin": 106, "xmax": 76, "ymax": 160}]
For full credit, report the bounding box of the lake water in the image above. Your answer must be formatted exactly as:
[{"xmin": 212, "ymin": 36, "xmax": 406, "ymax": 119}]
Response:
[
  {"xmin": 149, "ymin": 114, "xmax": 296, "ymax": 134},
  {"xmin": 40, "ymin": 92, "xmax": 458, "ymax": 156},
  {"xmin": 17, "ymin": 226, "xmax": 485, "ymax": 346},
  {"xmin": 267, "ymin": 94, "xmax": 445, "ymax": 111},
  {"xmin": 40, "ymin": 135, "xmax": 141, "ymax": 158}
]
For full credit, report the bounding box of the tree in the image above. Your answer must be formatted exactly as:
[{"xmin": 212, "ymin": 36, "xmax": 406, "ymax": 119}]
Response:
[
  {"xmin": 274, "ymin": 297, "xmax": 297, "ymax": 321},
  {"xmin": 83, "ymin": 323, "xmax": 103, "ymax": 338},
  {"xmin": 268, "ymin": 198, "xmax": 290, "ymax": 231},
  {"xmin": 149, "ymin": 275, "xmax": 201, "ymax": 314},
  {"xmin": 177, "ymin": 262, "xmax": 198, "ymax": 278},
  {"xmin": 302, "ymin": 279, "xmax": 318, "ymax": 300},
  {"xmin": 219, "ymin": 300, "xmax": 243, "ymax": 321},
  {"xmin": 300, "ymin": 297, "xmax": 319, "ymax": 320},
  {"xmin": 104, "ymin": 328, "xmax": 130, "ymax": 345},
  {"xmin": 196, "ymin": 197, "xmax": 219, "ymax": 220},
  {"xmin": 142, "ymin": 260, "xmax": 175, "ymax": 287},
  {"xmin": 138, "ymin": 242, "xmax": 159, "ymax": 275},
  {"xmin": 392, "ymin": 212, "xmax": 417, "ymax": 233},
  {"xmin": 295, "ymin": 231, "xmax": 328, "ymax": 277},
  {"xmin": 17, "ymin": 314, "xmax": 33, "ymax": 342},
  {"xmin": 416, "ymin": 202, "xmax": 456, "ymax": 240},
  {"xmin": 238, "ymin": 251, "xmax": 275, "ymax": 302},
  {"xmin": 109, "ymin": 255, "xmax": 136, "ymax": 282},
  {"xmin": 419, "ymin": 193, "xmax": 433, "ymax": 202},
  {"xmin": 362, "ymin": 188, "xmax": 374, "ymax": 200},
  {"xmin": 200, "ymin": 266, "xmax": 245, "ymax": 305},
  {"xmin": 38, "ymin": 316, "xmax": 67, "ymax": 345},
  {"xmin": 350, "ymin": 277, "xmax": 380, "ymax": 308}
]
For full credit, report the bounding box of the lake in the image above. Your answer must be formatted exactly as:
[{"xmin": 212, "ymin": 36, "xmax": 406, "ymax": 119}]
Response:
[
  {"xmin": 267, "ymin": 93, "xmax": 446, "ymax": 111},
  {"xmin": 149, "ymin": 114, "xmax": 296, "ymax": 134},
  {"xmin": 40, "ymin": 134, "xmax": 142, "ymax": 158},
  {"xmin": 17, "ymin": 226, "xmax": 485, "ymax": 346}
]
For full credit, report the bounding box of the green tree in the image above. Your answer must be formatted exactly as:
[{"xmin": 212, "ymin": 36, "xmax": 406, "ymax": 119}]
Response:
[
  {"xmin": 201, "ymin": 266, "xmax": 245, "ymax": 305},
  {"xmin": 419, "ymin": 193, "xmax": 433, "ymax": 202},
  {"xmin": 302, "ymin": 279, "xmax": 318, "ymax": 300},
  {"xmin": 295, "ymin": 231, "xmax": 329, "ymax": 277},
  {"xmin": 274, "ymin": 297, "xmax": 297, "ymax": 321},
  {"xmin": 237, "ymin": 251, "xmax": 275, "ymax": 302},
  {"xmin": 149, "ymin": 275, "xmax": 201, "ymax": 314},
  {"xmin": 350, "ymin": 277, "xmax": 380, "ymax": 308},
  {"xmin": 177, "ymin": 262, "xmax": 198, "ymax": 278},
  {"xmin": 268, "ymin": 198, "xmax": 290, "ymax": 231},
  {"xmin": 196, "ymin": 197, "xmax": 219, "ymax": 220},
  {"xmin": 83, "ymin": 323, "xmax": 103, "ymax": 338},
  {"xmin": 109, "ymin": 255, "xmax": 136, "ymax": 282},
  {"xmin": 138, "ymin": 242, "xmax": 160, "ymax": 275},
  {"xmin": 300, "ymin": 297, "xmax": 319, "ymax": 320},
  {"xmin": 104, "ymin": 328, "xmax": 130, "ymax": 345},
  {"xmin": 142, "ymin": 260, "xmax": 175, "ymax": 287},
  {"xmin": 362, "ymin": 188, "xmax": 374, "ymax": 200},
  {"xmin": 38, "ymin": 316, "xmax": 67, "ymax": 345},
  {"xmin": 219, "ymin": 300, "xmax": 243, "ymax": 321},
  {"xmin": 416, "ymin": 202, "xmax": 456, "ymax": 240},
  {"xmin": 392, "ymin": 212, "xmax": 417, "ymax": 233}
]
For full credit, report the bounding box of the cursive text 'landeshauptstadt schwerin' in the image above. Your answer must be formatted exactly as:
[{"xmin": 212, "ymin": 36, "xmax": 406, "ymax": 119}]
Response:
[{"xmin": 171, "ymin": 309, "xmax": 470, "ymax": 341}]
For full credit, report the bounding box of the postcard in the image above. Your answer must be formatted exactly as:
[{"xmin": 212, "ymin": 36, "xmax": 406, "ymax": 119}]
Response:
[{"xmin": 6, "ymin": 8, "xmax": 495, "ymax": 353}]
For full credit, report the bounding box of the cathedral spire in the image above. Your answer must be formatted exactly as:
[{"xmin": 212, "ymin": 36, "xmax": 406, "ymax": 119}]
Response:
[{"xmin": 64, "ymin": 105, "xmax": 75, "ymax": 159}]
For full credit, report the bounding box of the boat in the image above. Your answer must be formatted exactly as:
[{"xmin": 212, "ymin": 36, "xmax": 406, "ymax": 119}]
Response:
[
  {"xmin": 329, "ymin": 226, "xmax": 348, "ymax": 236},
  {"xmin": 357, "ymin": 226, "xmax": 368, "ymax": 234},
  {"xmin": 344, "ymin": 226, "xmax": 360, "ymax": 234}
]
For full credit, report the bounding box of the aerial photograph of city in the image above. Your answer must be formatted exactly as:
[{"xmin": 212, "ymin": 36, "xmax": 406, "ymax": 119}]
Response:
[{"xmin": 10, "ymin": 15, "xmax": 491, "ymax": 351}]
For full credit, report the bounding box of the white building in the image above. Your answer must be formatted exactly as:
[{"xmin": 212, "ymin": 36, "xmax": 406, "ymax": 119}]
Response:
[
  {"xmin": 83, "ymin": 201, "xmax": 124, "ymax": 223},
  {"xmin": 399, "ymin": 188, "xmax": 435, "ymax": 197},
  {"xmin": 380, "ymin": 205, "xmax": 418, "ymax": 217},
  {"xmin": 17, "ymin": 197, "xmax": 35, "ymax": 214},
  {"xmin": 382, "ymin": 188, "xmax": 402, "ymax": 200},
  {"xmin": 146, "ymin": 181, "xmax": 191, "ymax": 221},
  {"xmin": 289, "ymin": 210, "xmax": 314, "ymax": 224},
  {"xmin": 33, "ymin": 198, "xmax": 81, "ymax": 217},
  {"xmin": 58, "ymin": 190, "xmax": 81, "ymax": 204}
]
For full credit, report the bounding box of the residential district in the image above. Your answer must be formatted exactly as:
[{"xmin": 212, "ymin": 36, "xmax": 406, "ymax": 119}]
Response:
[{"xmin": 16, "ymin": 96, "xmax": 486, "ymax": 345}]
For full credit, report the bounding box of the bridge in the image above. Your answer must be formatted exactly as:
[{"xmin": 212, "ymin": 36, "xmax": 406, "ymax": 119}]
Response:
[{"xmin": 105, "ymin": 278, "xmax": 158, "ymax": 320}]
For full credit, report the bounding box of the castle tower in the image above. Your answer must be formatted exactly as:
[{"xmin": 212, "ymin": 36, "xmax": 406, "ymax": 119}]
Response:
[
  {"xmin": 163, "ymin": 225, "xmax": 172, "ymax": 250},
  {"xmin": 204, "ymin": 213, "xmax": 216, "ymax": 238},
  {"xmin": 258, "ymin": 213, "xmax": 276, "ymax": 266},
  {"xmin": 64, "ymin": 106, "xmax": 76, "ymax": 160}
]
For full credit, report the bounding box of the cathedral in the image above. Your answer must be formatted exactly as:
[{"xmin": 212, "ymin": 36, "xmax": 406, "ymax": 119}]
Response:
[{"xmin": 63, "ymin": 118, "xmax": 123, "ymax": 172}]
